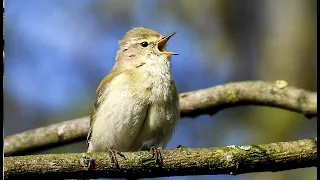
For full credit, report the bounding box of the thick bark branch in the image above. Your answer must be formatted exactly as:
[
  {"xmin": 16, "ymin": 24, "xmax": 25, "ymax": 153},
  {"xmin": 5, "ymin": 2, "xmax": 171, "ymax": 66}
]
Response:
[
  {"xmin": 4, "ymin": 138, "xmax": 317, "ymax": 179},
  {"xmin": 4, "ymin": 81, "xmax": 317, "ymax": 156}
]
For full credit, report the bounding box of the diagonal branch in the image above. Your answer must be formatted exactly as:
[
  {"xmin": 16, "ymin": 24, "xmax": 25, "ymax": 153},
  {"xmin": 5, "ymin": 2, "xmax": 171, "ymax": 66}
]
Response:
[
  {"xmin": 179, "ymin": 80, "xmax": 316, "ymax": 117},
  {"xmin": 4, "ymin": 116, "xmax": 90, "ymax": 156},
  {"xmin": 4, "ymin": 138, "xmax": 317, "ymax": 179},
  {"xmin": 4, "ymin": 81, "xmax": 317, "ymax": 156}
]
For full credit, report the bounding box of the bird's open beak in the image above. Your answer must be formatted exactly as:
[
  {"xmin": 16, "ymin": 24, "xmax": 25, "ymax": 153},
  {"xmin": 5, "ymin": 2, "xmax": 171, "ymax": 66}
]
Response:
[{"xmin": 158, "ymin": 32, "xmax": 179, "ymax": 57}]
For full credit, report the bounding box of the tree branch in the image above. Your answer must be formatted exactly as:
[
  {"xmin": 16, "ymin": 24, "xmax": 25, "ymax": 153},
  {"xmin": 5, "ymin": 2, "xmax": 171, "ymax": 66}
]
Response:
[
  {"xmin": 4, "ymin": 117, "xmax": 90, "ymax": 156},
  {"xmin": 4, "ymin": 81, "xmax": 317, "ymax": 156},
  {"xmin": 179, "ymin": 80, "xmax": 316, "ymax": 118},
  {"xmin": 4, "ymin": 138, "xmax": 317, "ymax": 179}
]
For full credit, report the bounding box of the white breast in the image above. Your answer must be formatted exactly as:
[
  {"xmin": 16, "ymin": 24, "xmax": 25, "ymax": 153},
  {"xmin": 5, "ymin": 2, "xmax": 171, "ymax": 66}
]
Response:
[
  {"xmin": 130, "ymin": 54, "xmax": 180, "ymax": 150},
  {"xmin": 143, "ymin": 54, "xmax": 172, "ymax": 103}
]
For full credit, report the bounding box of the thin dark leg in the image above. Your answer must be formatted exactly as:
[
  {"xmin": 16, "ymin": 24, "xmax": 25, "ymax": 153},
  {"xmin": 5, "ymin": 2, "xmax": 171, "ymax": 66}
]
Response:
[
  {"xmin": 107, "ymin": 148, "xmax": 126, "ymax": 168},
  {"xmin": 150, "ymin": 146, "xmax": 163, "ymax": 164}
]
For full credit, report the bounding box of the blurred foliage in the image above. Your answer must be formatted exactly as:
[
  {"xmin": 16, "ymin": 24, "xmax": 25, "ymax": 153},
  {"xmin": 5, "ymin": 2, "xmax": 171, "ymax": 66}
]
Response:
[{"xmin": 4, "ymin": 0, "xmax": 316, "ymax": 180}]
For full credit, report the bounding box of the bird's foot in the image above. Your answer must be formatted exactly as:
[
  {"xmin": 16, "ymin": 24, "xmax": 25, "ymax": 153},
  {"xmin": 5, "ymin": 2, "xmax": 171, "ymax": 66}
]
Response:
[
  {"xmin": 150, "ymin": 146, "xmax": 163, "ymax": 164},
  {"xmin": 107, "ymin": 148, "xmax": 126, "ymax": 168}
]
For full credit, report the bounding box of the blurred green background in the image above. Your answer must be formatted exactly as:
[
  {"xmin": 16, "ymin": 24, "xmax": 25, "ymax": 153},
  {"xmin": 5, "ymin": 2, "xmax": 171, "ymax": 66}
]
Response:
[{"xmin": 4, "ymin": 0, "xmax": 317, "ymax": 180}]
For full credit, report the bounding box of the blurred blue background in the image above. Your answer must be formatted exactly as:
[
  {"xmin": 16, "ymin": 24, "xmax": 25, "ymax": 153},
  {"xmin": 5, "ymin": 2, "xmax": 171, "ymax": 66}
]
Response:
[{"xmin": 4, "ymin": 0, "xmax": 317, "ymax": 180}]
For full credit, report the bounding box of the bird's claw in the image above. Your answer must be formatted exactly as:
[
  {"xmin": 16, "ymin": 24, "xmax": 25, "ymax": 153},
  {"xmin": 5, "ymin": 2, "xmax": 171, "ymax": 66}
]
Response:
[
  {"xmin": 150, "ymin": 146, "xmax": 163, "ymax": 164},
  {"xmin": 107, "ymin": 148, "xmax": 126, "ymax": 168}
]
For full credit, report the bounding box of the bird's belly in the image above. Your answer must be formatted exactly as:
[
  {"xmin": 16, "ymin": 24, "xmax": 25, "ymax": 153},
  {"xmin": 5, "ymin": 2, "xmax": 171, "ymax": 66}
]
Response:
[
  {"xmin": 87, "ymin": 82, "xmax": 150, "ymax": 153},
  {"xmin": 130, "ymin": 99, "xmax": 179, "ymax": 151},
  {"xmin": 130, "ymin": 66, "xmax": 180, "ymax": 151}
]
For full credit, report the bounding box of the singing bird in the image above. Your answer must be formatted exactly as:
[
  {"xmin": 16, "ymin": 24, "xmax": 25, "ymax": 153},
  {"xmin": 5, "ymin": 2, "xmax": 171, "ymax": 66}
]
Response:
[{"xmin": 86, "ymin": 27, "xmax": 180, "ymax": 165}]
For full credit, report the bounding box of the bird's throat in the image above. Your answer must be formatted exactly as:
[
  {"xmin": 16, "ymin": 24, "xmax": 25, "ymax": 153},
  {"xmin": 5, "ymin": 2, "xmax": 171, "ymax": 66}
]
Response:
[{"xmin": 143, "ymin": 55, "xmax": 173, "ymax": 103}]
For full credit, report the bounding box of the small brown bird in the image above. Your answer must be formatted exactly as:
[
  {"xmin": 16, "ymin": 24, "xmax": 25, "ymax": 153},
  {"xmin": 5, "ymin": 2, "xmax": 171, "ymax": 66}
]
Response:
[{"xmin": 86, "ymin": 27, "xmax": 180, "ymax": 166}]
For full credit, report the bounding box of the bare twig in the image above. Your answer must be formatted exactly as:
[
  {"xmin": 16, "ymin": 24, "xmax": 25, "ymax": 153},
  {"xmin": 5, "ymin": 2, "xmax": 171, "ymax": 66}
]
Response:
[
  {"xmin": 4, "ymin": 81, "xmax": 317, "ymax": 156},
  {"xmin": 4, "ymin": 138, "xmax": 317, "ymax": 179}
]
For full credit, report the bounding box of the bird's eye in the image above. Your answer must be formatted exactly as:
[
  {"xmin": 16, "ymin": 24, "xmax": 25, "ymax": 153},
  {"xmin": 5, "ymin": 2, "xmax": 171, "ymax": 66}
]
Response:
[{"xmin": 141, "ymin": 41, "xmax": 148, "ymax": 47}]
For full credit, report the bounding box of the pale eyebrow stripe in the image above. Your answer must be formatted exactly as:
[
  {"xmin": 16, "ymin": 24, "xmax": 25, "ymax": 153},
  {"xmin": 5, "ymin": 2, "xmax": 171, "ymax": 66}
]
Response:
[{"xmin": 130, "ymin": 37, "xmax": 159, "ymax": 44}]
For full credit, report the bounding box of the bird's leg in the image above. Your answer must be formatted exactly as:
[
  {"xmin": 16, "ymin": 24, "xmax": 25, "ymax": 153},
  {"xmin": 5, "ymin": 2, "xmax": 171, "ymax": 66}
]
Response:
[
  {"xmin": 107, "ymin": 148, "xmax": 126, "ymax": 168},
  {"xmin": 150, "ymin": 146, "xmax": 163, "ymax": 164}
]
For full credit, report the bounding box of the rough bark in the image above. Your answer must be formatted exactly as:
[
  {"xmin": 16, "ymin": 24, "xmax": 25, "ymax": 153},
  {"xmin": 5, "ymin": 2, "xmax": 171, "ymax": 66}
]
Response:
[{"xmin": 4, "ymin": 138, "xmax": 317, "ymax": 179}]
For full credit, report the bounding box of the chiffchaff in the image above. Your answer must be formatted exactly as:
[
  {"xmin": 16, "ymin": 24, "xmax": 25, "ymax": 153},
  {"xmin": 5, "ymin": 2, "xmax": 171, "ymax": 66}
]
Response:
[{"xmin": 86, "ymin": 27, "xmax": 180, "ymax": 166}]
